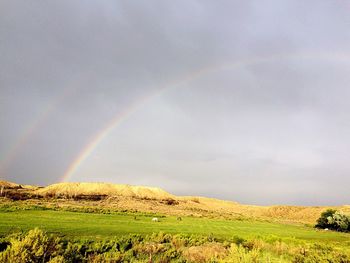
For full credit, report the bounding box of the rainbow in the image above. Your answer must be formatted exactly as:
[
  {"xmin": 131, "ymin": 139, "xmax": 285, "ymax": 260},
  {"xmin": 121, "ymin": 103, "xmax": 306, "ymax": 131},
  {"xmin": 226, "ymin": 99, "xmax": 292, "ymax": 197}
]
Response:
[
  {"xmin": 59, "ymin": 51, "xmax": 350, "ymax": 182},
  {"xmin": 0, "ymin": 75, "xmax": 87, "ymax": 178}
]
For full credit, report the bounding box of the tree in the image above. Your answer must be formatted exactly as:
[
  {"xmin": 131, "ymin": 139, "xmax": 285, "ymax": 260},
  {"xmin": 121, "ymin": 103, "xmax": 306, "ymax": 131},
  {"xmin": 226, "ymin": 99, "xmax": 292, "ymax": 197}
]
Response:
[
  {"xmin": 315, "ymin": 209, "xmax": 350, "ymax": 232},
  {"xmin": 316, "ymin": 209, "xmax": 336, "ymax": 229}
]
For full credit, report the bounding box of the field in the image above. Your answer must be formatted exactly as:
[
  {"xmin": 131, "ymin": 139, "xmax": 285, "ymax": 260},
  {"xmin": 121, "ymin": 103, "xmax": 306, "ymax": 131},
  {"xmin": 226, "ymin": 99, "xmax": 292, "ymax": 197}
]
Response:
[
  {"xmin": 0, "ymin": 182, "xmax": 349, "ymax": 262},
  {"xmin": 1, "ymin": 208, "xmax": 350, "ymax": 262},
  {"xmin": 0, "ymin": 209, "xmax": 349, "ymax": 244}
]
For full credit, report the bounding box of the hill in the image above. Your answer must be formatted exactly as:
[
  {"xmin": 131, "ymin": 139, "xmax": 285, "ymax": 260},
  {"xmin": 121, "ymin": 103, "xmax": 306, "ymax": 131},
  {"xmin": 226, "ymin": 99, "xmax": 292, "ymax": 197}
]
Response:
[
  {"xmin": 1, "ymin": 180, "xmax": 349, "ymax": 224},
  {"xmin": 35, "ymin": 182, "xmax": 174, "ymax": 200},
  {"xmin": 0, "ymin": 180, "xmax": 21, "ymax": 189}
]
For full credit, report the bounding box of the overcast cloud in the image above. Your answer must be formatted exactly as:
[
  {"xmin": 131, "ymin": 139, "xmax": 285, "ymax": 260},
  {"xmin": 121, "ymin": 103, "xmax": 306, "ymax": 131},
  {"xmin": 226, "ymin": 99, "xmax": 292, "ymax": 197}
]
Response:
[{"xmin": 1, "ymin": 1, "xmax": 350, "ymax": 205}]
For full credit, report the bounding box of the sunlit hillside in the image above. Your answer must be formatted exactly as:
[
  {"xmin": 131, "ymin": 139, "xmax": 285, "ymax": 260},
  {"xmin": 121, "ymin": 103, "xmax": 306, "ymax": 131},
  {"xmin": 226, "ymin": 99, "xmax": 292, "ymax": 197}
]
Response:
[{"xmin": 1, "ymin": 180, "xmax": 349, "ymax": 225}]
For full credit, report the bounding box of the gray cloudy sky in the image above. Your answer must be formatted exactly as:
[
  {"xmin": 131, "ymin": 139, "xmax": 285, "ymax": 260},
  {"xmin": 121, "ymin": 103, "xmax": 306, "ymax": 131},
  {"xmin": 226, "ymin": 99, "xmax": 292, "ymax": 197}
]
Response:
[{"xmin": 1, "ymin": 1, "xmax": 350, "ymax": 205}]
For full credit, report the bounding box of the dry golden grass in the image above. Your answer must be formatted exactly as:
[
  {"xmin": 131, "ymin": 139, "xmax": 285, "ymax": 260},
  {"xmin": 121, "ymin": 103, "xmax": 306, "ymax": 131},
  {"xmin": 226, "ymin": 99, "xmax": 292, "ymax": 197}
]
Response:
[
  {"xmin": 35, "ymin": 182, "xmax": 174, "ymax": 199},
  {"xmin": 0, "ymin": 180, "xmax": 39, "ymax": 190},
  {"xmin": 0, "ymin": 180, "xmax": 20, "ymax": 188},
  {"xmin": 183, "ymin": 243, "xmax": 228, "ymax": 263}
]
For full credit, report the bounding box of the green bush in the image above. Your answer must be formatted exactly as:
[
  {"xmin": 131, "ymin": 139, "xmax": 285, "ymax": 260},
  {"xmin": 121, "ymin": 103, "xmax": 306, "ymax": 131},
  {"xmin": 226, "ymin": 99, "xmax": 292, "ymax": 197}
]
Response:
[
  {"xmin": 0, "ymin": 228, "xmax": 61, "ymax": 263},
  {"xmin": 316, "ymin": 209, "xmax": 337, "ymax": 229},
  {"xmin": 292, "ymin": 244, "xmax": 350, "ymax": 263},
  {"xmin": 316, "ymin": 209, "xmax": 350, "ymax": 232}
]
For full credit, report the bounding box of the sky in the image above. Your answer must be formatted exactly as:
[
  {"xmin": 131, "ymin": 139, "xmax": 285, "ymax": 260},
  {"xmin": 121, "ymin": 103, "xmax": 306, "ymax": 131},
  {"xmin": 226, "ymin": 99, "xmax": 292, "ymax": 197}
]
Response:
[{"xmin": 1, "ymin": 1, "xmax": 350, "ymax": 205}]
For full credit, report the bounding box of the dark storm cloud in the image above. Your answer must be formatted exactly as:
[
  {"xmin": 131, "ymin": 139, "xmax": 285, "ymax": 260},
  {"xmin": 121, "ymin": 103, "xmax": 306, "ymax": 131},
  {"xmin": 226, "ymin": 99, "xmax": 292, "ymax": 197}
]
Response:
[{"xmin": 1, "ymin": 1, "xmax": 350, "ymax": 205}]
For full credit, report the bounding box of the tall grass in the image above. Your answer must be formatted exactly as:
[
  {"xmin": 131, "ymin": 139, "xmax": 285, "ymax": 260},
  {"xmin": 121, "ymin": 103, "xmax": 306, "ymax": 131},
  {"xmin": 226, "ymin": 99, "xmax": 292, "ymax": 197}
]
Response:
[{"xmin": 1, "ymin": 229, "xmax": 349, "ymax": 263}]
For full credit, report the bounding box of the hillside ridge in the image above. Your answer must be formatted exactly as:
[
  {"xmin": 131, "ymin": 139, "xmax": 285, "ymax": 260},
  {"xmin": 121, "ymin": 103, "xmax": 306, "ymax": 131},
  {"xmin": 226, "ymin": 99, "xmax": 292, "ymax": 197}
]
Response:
[
  {"xmin": 35, "ymin": 182, "xmax": 174, "ymax": 200},
  {"xmin": 1, "ymin": 180, "xmax": 349, "ymax": 224}
]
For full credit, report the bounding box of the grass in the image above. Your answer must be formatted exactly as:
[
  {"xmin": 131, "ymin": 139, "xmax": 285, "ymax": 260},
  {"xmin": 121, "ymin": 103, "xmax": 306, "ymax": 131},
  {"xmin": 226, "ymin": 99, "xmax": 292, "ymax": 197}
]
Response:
[
  {"xmin": 1, "ymin": 209, "xmax": 350, "ymax": 262},
  {"xmin": 1, "ymin": 185, "xmax": 349, "ymax": 261},
  {"xmin": 0, "ymin": 210, "xmax": 349, "ymax": 245}
]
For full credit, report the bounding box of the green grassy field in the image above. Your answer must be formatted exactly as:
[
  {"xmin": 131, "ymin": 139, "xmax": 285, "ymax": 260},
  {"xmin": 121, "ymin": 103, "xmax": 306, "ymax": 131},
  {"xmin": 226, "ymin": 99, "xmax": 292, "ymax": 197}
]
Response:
[
  {"xmin": 1, "ymin": 209, "xmax": 350, "ymax": 262},
  {"xmin": 0, "ymin": 210, "xmax": 349, "ymax": 244}
]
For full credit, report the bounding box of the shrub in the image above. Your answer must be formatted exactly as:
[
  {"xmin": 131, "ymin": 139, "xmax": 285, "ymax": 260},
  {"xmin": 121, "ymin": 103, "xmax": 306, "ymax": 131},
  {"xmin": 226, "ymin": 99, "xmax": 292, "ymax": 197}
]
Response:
[
  {"xmin": 183, "ymin": 243, "xmax": 227, "ymax": 263},
  {"xmin": 292, "ymin": 244, "xmax": 350, "ymax": 263},
  {"xmin": 87, "ymin": 251, "xmax": 123, "ymax": 263},
  {"xmin": 329, "ymin": 211, "xmax": 350, "ymax": 232},
  {"xmin": 315, "ymin": 209, "xmax": 337, "ymax": 229},
  {"xmin": 0, "ymin": 228, "xmax": 61, "ymax": 263},
  {"xmin": 220, "ymin": 244, "xmax": 261, "ymax": 263},
  {"xmin": 162, "ymin": 198, "xmax": 179, "ymax": 205},
  {"xmin": 0, "ymin": 228, "xmax": 349, "ymax": 262},
  {"xmin": 115, "ymin": 237, "xmax": 133, "ymax": 252},
  {"xmin": 315, "ymin": 209, "xmax": 350, "ymax": 232}
]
